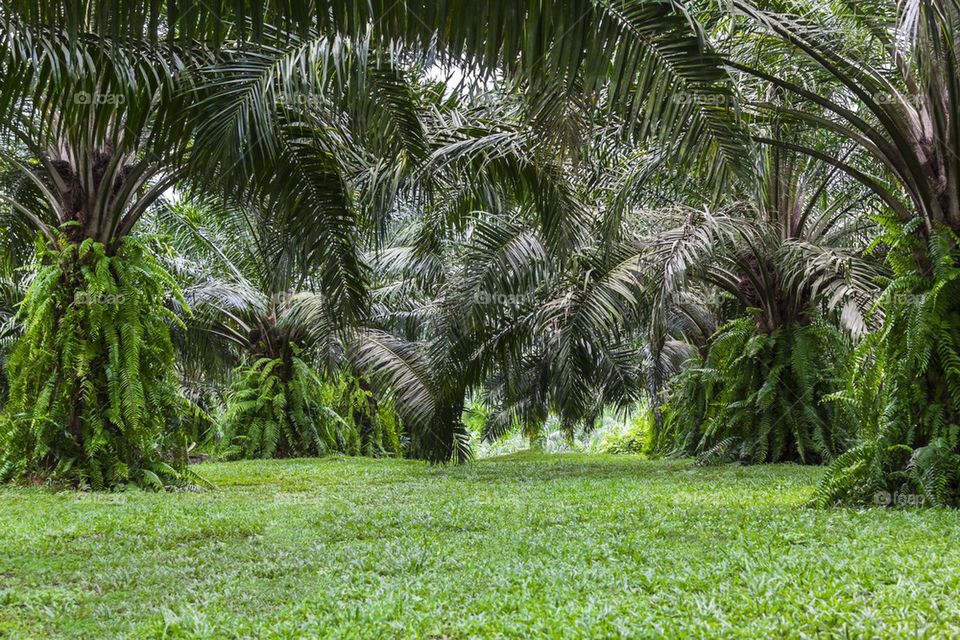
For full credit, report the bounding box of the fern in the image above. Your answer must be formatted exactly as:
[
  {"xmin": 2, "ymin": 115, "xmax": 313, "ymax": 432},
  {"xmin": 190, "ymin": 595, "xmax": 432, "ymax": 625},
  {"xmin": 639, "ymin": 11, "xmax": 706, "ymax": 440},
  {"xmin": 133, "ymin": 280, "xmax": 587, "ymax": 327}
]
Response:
[
  {"xmin": 0, "ymin": 237, "xmax": 188, "ymax": 489},
  {"xmin": 658, "ymin": 317, "xmax": 854, "ymax": 464},
  {"xmin": 817, "ymin": 231, "xmax": 960, "ymax": 507},
  {"xmin": 223, "ymin": 349, "xmax": 403, "ymax": 459}
]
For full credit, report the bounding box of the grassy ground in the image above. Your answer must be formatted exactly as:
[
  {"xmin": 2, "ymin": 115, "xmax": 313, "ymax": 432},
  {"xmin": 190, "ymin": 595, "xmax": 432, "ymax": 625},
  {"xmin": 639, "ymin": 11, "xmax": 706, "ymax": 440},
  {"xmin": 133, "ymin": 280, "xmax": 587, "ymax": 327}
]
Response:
[{"xmin": 2, "ymin": 453, "xmax": 959, "ymax": 639}]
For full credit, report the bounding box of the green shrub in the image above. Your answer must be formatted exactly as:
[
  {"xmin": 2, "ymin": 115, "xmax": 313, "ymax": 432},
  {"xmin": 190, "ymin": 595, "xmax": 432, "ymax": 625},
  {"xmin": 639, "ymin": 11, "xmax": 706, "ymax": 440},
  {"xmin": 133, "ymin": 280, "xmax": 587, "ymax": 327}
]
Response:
[
  {"xmin": 600, "ymin": 408, "xmax": 652, "ymax": 455},
  {"xmin": 818, "ymin": 233, "xmax": 960, "ymax": 506},
  {"xmin": 332, "ymin": 374, "xmax": 404, "ymax": 458},
  {"xmin": 0, "ymin": 238, "xmax": 188, "ymax": 489},
  {"xmin": 656, "ymin": 317, "xmax": 854, "ymax": 465},
  {"xmin": 223, "ymin": 355, "xmax": 402, "ymax": 459}
]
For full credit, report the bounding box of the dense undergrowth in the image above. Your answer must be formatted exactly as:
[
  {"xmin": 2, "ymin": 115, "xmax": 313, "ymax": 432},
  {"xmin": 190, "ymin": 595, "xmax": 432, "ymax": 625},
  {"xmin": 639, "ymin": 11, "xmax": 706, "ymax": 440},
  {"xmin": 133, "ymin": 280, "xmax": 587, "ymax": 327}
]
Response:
[
  {"xmin": 223, "ymin": 355, "xmax": 402, "ymax": 460},
  {"xmin": 657, "ymin": 318, "xmax": 854, "ymax": 465},
  {"xmin": 0, "ymin": 239, "xmax": 188, "ymax": 489}
]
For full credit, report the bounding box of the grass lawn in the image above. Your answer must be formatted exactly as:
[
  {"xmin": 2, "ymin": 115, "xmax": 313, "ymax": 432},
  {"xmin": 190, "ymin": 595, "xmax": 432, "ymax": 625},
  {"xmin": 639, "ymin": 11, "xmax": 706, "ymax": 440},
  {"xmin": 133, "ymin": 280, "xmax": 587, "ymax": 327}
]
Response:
[{"xmin": 2, "ymin": 453, "xmax": 959, "ymax": 638}]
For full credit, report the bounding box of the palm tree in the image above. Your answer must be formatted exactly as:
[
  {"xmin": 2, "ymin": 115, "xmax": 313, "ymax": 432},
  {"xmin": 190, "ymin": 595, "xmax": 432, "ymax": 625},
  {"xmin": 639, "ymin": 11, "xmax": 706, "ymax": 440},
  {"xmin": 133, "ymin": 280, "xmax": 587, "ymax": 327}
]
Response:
[
  {"xmin": 0, "ymin": 22, "xmax": 225, "ymax": 486},
  {"xmin": 352, "ymin": 101, "xmax": 575, "ymax": 461},
  {"xmin": 0, "ymin": 20, "xmax": 424, "ymax": 485},
  {"xmin": 161, "ymin": 199, "xmax": 403, "ymax": 459},
  {"xmin": 727, "ymin": 0, "xmax": 960, "ymax": 503},
  {"xmin": 355, "ymin": 96, "xmax": 665, "ymax": 460},
  {"xmin": 645, "ymin": 144, "xmax": 881, "ymax": 463},
  {"xmin": 362, "ymin": 210, "xmax": 653, "ymax": 460}
]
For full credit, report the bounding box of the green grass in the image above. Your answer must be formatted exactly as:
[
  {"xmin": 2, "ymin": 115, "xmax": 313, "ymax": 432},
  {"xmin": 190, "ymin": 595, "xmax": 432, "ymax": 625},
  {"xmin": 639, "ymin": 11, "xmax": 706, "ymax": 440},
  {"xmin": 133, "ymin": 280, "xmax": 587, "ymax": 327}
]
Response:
[{"xmin": 2, "ymin": 453, "xmax": 959, "ymax": 638}]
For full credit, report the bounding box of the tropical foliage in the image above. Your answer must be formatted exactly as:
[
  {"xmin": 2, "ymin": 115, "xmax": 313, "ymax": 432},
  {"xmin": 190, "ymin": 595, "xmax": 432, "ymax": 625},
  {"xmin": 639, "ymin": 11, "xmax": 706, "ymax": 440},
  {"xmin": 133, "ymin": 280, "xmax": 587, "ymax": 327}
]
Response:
[
  {"xmin": 724, "ymin": 0, "xmax": 960, "ymax": 504},
  {"xmin": 222, "ymin": 354, "xmax": 402, "ymax": 459},
  {"xmin": 661, "ymin": 318, "xmax": 855, "ymax": 464},
  {"xmin": 1, "ymin": 0, "xmax": 960, "ymax": 507},
  {"xmin": 645, "ymin": 146, "xmax": 878, "ymax": 463},
  {"xmin": 0, "ymin": 237, "xmax": 187, "ymax": 488}
]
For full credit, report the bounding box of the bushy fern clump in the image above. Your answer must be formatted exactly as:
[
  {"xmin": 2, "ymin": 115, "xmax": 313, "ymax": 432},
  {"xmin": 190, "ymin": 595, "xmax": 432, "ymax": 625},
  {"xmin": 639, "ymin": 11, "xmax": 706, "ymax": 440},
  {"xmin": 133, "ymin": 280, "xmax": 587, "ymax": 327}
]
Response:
[
  {"xmin": 818, "ymin": 233, "xmax": 960, "ymax": 507},
  {"xmin": 223, "ymin": 353, "xmax": 402, "ymax": 459},
  {"xmin": 0, "ymin": 238, "xmax": 188, "ymax": 489},
  {"xmin": 656, "ymin": 317, "xmax": 854, "ymax": 464}
]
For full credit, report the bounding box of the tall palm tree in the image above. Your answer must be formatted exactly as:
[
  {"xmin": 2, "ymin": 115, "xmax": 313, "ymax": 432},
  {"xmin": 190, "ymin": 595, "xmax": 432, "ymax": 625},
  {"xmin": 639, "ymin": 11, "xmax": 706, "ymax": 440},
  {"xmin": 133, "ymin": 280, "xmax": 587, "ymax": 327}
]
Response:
[
  {"xmin": 0, "ymin": 21, "xmax": 231, "ymax": 486},
  {"xmin": 726, "ymin": 0, "xmax": 960, "ymax": 503},
  {"xmin": 355, "ymin": 96, "xmax": 664, "ymax": 460},
  {"xmin": 644, "ymin": 143, "xmax": 881, "ymax": 463},
  {"xmin": 0, "ymin": 20, "xmax": 425, "ymax": 485},
  {"xmin": 362, "ymin": 210, "xmax": 654, "ymax": 461},
  {"xmin": 159, "ymin": 199, "xmax": 402, "ymax": 459},
  {"xmin": 352, "ymin": 96, "xmax": 579, "ymax": 461}
]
